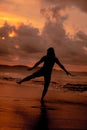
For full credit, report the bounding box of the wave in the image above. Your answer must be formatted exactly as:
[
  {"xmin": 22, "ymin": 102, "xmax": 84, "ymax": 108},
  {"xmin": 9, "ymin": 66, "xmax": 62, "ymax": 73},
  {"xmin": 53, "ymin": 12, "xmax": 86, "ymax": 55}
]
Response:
[
  {"xmin": 45, "ymin": 99, "xmax": 87, "ymax": 107},
  {"xmin": 64, "ymin": 83, "xmax": 87, "ymax": 92},
  {"xmin": 0, "ymin": 74, "xmax": 87, "ymax": 92}
]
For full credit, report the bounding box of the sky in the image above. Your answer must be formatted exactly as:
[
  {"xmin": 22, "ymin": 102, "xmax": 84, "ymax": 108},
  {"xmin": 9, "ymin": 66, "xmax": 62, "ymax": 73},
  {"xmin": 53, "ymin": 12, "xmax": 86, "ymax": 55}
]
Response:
[{"xmin": 0, "ymin": 0, "xmax": 87, "ymax": 71}]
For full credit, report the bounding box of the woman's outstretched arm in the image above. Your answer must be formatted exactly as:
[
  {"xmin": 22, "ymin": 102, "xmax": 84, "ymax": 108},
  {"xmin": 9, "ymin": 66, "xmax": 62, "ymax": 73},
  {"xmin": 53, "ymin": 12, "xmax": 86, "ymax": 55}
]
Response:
[
  {"xmin": 55, "ymin": 57, "xmax": 71, "ymax": 75},
  {"xmin": 28, "ymin": 56, "xmax": 45, "ymax": 70}
]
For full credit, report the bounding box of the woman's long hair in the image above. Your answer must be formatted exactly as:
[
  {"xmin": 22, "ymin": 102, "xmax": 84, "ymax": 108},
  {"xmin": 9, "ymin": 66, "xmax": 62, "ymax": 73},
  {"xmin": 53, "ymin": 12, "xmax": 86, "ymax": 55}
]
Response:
[{"xmin": 47, "ymin": 47, "xmax": 55, "ymax": 57}]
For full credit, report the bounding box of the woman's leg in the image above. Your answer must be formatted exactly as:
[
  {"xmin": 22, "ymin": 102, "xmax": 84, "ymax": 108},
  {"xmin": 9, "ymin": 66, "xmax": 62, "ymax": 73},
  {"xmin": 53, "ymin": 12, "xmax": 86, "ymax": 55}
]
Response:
[
  {"xmin": 17, "ymin": 70, "xmax": 43, "ymax": 84},
  {"xmin": 41, "ymin": 76, "xmax": 51, "ymax": 101}
]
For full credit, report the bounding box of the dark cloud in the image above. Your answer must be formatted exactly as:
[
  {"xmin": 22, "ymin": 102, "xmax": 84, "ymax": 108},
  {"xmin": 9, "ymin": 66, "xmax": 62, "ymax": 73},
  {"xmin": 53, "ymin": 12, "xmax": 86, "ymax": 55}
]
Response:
[
  {"xmin": 15, "ymin": 23, "xmax": 44, "ymax": 53},
  {"xmin": 0, "ymin": 22, "xmax": 46, "ymax": 65},
  {"xmin": 41, "ymin": 20, "xmax": 87, "ymax": 65},
  {"xmin": 0, "ymin": 22, "xmax": 15, "ymax": 38},
  {"xmin": 0, "ymin": 20, "xmax": 87, "ymax": 67},
  {"xmin": 41, "ymin": 0, "xmax": 87, "ymax": 13},
  {"xmin": 40, "ymin": 0, "xmax": 87, "ymax": 66}
]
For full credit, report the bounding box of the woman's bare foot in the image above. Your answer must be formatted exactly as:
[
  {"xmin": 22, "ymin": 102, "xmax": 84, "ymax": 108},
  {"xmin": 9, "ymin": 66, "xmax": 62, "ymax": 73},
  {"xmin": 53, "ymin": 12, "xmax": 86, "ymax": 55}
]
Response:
[{"xmin": 16, "ymin": 81, "xmax": 22, "ymax": 84}]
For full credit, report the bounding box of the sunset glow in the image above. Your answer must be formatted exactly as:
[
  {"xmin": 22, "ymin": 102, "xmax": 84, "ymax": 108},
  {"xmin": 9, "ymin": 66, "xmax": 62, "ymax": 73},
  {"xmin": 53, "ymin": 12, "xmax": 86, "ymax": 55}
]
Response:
[
  {"xmin": 1, "ymin": 37, "xmax": 5, "ymax": 40},
  {"xmin": 15, "ymin": 44, "xmax": 20, "ymax": 49},
  {"xmin": 0, "ymin": 0, "xmax": 87, "ymax": 72},
  {"xmin": 9, "ymin": 31, "xmax": 17, "ymax": 38},
  {"xmin": 64, "ymin": 24, "xmax": 76, "ymax": 38},
  {"xmin": 0, "ymin": 15, "xmax": 26, "ymax": 26}
]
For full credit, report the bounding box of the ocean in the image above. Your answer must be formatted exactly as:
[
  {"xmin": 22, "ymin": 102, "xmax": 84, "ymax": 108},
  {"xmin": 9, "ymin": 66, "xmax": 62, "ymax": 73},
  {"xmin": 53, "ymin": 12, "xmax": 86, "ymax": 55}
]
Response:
[{"xmin": 0, "ymin": 66, "xmax": 87, "ymax": 94}]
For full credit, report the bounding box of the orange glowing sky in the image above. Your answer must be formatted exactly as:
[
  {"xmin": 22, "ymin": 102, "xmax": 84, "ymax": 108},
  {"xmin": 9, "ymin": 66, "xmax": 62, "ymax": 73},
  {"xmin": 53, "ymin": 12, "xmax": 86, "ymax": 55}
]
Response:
[
  {"xmin": 0, "ymin": 0, "xmax": 87, "ymax": 71},
  {"xmin": 0, "ymin": 0, "xmax": 45, "ymax": 29},
  {"xmin": 0, "ymin": 0, "xmax": 87, "ymax": 34}
]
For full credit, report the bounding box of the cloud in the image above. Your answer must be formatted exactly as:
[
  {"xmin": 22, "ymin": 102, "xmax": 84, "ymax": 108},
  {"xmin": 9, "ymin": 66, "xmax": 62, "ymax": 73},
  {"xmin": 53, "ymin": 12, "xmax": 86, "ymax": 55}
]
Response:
[
  {"xmin": 41, "ymin": 0, "xmax": 87, "ymax": 13},
  {"xmin": 15, "ymin": 23, "xmax": 44, "ymax": 52},
  {"xmin": 40, "ymin": 0, "xmax": 87, "ymax": 66},
  {"xmin": 41, "ymin": 20, "xmax": 87, "ymax": 65},
  {"xmin": 0, "ymin": 20, "xmax": 87, "ymax": 66},
  {"xmin": 0, "ymin": 0, "xmax": 45, "ymax": 30},
  {"xmin": 0, "ymin": 3, "xmax": 87, "ymax": 68},
  {"xmin": 0, "ymin": 22, "xmax": 46, "ymax": 65}
]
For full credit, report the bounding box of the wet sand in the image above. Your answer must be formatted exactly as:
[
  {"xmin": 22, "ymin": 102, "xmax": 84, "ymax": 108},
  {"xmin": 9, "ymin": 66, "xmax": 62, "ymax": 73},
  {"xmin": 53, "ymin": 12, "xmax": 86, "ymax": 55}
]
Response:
[{"xmin": 0, "ymin": 79, "xmax": 87, "ymax": 130}]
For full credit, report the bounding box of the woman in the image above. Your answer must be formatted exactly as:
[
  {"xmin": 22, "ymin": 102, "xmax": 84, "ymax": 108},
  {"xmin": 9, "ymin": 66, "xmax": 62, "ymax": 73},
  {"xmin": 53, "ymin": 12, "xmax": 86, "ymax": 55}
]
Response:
[{"xmin": 17, "ymin": 47, "xmax": 71, "ymax": 101}]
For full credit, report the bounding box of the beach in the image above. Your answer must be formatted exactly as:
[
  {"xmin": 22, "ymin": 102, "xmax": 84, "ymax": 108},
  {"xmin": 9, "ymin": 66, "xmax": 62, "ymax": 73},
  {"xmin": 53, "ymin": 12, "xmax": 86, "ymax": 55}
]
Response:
[{"xmin": 0, "ymin": 67, "xmax": 87, "ymax": 130}]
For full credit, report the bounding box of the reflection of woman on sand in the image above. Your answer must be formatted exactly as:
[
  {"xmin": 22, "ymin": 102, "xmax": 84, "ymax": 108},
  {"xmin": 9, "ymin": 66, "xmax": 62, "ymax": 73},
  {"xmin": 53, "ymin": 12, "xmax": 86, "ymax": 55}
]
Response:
[
  {"xmin": 33, "ymin": 102, "xmax": 49, "ymax": 130},
  {"xmin": 17, "ymin": 47, "xmax": 71, "ymax": 101}
]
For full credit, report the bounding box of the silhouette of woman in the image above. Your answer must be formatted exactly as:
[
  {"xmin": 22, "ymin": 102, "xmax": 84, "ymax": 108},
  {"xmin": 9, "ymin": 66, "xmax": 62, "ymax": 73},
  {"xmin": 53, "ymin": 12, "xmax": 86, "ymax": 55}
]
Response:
[{"xmin": 17, "ymin": 47, "xmax": 71, "ymax": 101}]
